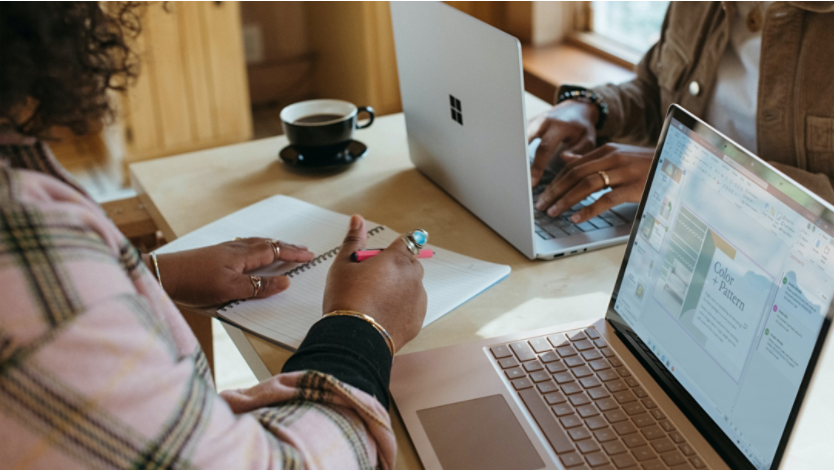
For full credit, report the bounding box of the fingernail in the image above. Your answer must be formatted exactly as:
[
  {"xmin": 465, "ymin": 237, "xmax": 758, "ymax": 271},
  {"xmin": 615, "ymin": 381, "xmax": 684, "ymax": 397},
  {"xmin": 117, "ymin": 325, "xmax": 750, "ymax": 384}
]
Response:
[
  {"xmin": 296, "ymin": 244, "xmax": 308, "ymax": 250},
  {"xmin": 350, "ymin": 215, "xmax": 361, "ymax": 230},
  {"xmin": 571, "ymin": 214, "xmax": 580, "ymax": 223}
]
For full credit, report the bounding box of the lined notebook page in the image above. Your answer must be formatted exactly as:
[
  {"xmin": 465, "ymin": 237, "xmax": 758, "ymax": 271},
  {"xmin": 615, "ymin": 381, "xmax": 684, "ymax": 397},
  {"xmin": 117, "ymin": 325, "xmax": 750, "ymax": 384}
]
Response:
[{"xmin": 156, "ymin": 195, "xmax": 510, "ymax": 350}]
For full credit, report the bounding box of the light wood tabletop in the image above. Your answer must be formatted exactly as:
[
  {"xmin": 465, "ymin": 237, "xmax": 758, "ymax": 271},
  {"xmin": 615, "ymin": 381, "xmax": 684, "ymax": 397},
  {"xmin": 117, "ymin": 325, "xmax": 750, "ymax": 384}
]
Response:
[{"xmin": 130, "ymin": 93, "xmax": 834, "ymax": 469}]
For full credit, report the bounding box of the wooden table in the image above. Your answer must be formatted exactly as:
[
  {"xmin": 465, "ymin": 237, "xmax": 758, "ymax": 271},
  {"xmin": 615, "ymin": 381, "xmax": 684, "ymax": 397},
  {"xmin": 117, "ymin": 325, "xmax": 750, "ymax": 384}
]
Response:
[{"xmin": 131, "ymin": 94, "xmax": 833, "ymax": 469}]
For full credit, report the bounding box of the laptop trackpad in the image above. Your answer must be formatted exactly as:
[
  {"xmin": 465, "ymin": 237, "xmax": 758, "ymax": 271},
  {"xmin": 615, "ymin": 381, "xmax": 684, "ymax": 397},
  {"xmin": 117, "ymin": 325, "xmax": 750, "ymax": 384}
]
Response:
[{"xmin": 417, "ymin": 395, "xmax": 544, "ymax": 470}]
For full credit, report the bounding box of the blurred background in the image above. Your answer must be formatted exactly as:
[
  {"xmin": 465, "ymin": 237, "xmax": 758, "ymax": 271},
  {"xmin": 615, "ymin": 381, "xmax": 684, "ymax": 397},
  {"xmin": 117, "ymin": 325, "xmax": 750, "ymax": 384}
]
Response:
[{"xmin": 55, "ymin": 1, "xmax": 668, "ymax": 203}]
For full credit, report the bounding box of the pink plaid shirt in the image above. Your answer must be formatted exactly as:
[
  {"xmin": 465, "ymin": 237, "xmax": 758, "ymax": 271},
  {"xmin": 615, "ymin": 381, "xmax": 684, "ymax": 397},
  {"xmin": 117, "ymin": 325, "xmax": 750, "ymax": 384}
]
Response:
[{"xmin": 0, "ymin": 137, "xmax": 396, "ymax": 469}]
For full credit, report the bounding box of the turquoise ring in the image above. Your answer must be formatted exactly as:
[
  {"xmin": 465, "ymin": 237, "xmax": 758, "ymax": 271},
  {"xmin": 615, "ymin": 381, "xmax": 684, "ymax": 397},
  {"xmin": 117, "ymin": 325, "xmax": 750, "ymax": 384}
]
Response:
[{"xmin": 404, "ymin": 229, "xmax": 429, "ymax": 255}]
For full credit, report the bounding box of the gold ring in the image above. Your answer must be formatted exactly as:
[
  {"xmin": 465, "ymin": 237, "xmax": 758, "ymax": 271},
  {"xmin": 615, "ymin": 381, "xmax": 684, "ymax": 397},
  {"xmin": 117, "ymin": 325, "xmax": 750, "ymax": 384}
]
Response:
[
  {"xmin": 249, "ymin": 275, "xmax": 262, "ymax": 298},
  {"xmin": 268, "ymin": 240, "xmax": 281, "ymax": 261},
  {"xmin": 598, "ymin": 170, "xmax": 611, "ymax": 189}
]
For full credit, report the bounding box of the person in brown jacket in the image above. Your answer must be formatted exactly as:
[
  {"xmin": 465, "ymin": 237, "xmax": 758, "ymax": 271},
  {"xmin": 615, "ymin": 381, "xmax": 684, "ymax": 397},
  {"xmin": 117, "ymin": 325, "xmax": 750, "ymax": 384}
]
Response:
[{"xmin": 530, "ymin": 1, "xmax": 834, "ymax": 224}]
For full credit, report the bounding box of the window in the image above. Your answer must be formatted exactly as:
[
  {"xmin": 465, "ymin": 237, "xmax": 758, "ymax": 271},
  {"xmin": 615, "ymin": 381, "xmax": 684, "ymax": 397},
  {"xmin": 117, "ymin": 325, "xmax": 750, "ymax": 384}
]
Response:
[
  {"xmin": 589, "ymin": 1, "xmax": 669, "ymax": 54},
  {"xmin": 568, "ymin": 1, "xmax": 670, "ymax": 67}
]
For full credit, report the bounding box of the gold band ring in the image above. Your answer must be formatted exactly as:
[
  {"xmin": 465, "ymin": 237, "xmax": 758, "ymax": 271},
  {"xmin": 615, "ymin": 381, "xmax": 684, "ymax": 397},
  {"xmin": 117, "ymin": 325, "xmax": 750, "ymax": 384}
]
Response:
[
  {"xmin": 598, "ymin": 170, "xmax": 611, "ymax": 189},
  {"xmin": 267, "ymin": 240, "xmax": 281, "ymax": 261},
  {"xmin": 249, "ymin": 275, "xmax": 262, "ymax": 298}
]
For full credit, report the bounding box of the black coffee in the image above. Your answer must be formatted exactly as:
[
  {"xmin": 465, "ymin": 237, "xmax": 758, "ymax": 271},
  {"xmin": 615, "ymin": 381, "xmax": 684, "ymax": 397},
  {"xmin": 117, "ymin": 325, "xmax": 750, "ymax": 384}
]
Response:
[{"xmin": 294, "ymin": 113, "xmax": 344, "ymax": 124}]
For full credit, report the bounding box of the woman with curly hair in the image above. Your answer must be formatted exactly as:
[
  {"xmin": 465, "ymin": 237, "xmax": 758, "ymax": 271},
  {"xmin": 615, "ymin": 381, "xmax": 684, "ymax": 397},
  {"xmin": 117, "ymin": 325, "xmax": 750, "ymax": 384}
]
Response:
[{"xmin": 0, "ymin": 3, "xmax": 426, "ymax": 469}]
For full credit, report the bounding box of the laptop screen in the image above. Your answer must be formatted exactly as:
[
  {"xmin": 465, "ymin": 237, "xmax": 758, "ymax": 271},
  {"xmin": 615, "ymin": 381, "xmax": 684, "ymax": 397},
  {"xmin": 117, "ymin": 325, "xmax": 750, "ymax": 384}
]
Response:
[{"xmin": 609, "ymin": 107, "xmax": 834, "ymax": 470}]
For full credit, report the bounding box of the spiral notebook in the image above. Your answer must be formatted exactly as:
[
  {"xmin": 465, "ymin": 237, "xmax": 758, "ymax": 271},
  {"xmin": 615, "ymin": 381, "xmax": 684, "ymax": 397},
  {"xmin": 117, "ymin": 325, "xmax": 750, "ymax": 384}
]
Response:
[{"xmin": 155, "ymin": 195, "xmax": 511, "ymax": 350}]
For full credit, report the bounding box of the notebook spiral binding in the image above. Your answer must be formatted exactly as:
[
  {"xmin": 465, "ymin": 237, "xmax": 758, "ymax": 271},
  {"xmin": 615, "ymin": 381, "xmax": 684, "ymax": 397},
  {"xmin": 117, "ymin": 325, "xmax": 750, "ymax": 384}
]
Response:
[
  {"xmin": 217, "ymin": 225, "xmax": 387, "ymax": 313},
  {"xmin": 283, "ymin": 246, "xmax": 341, "ymax": 278}
]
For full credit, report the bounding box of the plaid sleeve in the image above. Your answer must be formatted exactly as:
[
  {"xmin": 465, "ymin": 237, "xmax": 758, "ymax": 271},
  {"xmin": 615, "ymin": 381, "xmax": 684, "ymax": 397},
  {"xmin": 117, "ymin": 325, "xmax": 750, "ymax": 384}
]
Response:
[{"xmin": 0, "ymin": 166, "xmax": 396, "ymax": 469}]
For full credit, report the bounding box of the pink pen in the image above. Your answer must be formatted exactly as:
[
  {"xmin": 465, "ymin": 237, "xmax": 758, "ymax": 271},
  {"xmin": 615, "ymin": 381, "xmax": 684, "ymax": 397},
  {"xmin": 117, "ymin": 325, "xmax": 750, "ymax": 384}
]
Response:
[{"xmin": 351, "ymin": 249, "xmax": 435, "ymax": 262}]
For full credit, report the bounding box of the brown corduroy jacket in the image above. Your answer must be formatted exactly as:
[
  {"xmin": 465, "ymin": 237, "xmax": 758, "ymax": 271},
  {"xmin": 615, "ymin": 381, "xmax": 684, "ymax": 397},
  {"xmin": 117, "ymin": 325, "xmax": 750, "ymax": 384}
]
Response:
[{"xmin": 591, "ymin": 1, "xmax": 834, "ymax": 202}]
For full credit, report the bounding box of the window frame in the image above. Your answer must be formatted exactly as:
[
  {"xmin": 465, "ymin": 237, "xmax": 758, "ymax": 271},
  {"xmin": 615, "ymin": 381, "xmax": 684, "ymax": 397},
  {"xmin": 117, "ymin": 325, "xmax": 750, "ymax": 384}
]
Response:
[{"xmin": 563, "ymin": 1, "xmax": 655, "ymax": 69}]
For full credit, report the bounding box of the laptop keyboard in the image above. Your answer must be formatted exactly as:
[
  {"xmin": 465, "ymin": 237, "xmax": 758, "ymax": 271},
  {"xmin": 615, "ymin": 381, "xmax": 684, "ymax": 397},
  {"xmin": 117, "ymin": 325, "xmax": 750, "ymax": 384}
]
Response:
[
  {"xmin": 532, "ymin": 173, "xmax": 632, "ymax": 240},
  {"xmin": 490, "ymin": 328, "xmax": 709, "ymax": 469}
]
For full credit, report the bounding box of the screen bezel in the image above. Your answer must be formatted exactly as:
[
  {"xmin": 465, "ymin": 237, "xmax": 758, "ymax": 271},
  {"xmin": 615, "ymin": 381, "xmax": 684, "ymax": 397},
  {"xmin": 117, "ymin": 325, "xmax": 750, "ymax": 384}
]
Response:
[{"xmin": 605, "ymin": 104, "xmax": 834, "ymax": 470}]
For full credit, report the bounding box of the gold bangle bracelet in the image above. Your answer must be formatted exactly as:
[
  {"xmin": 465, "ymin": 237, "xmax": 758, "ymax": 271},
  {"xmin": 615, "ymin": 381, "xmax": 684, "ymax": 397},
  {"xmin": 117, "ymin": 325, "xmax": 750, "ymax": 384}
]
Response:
[
  {"xmin": 321, "ymin": 310, "xmax": 395, "ymax": 356},
  {"xmin": 151, "ymin": 252, "xmax": 163, "ymax": 287}
]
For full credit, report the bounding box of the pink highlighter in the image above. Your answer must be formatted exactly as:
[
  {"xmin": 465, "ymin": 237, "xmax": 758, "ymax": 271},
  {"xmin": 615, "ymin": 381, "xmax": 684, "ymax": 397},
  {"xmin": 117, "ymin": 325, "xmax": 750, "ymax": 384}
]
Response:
[{"xmin": 351, "ymin": 249, "xmax": 435, "ymax": 262}]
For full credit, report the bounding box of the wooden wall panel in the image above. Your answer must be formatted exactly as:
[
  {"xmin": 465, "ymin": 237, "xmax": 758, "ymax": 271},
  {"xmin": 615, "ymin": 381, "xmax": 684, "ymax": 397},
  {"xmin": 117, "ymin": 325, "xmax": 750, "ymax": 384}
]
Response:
[
  {"xmin": 122, "ymin": 2, "xmax": 252, "ymax": 166},
  {"xmin": 124, "ymin": 15, "xmax": 160, "ymax": 155},
  {"xmin": 146, "ymin": 5, "xmax": 193, "ymax": 149},
  {"xmin": 201, "ymin": 2, "xmax": 252, "ymax": 142},
  {"xmin": 305, "ymin": 2, "xmax": 401, "ymax": 115},
  {"xmin": 362, "ymin": 2, "xmax": 401, "ymax": 116},
  {"xmin": 306, "ymin": 2, "xmax": 372, "ymax": 107},
  {"xmin": 240, "ymin": 2, "xmax": 314, "ymax": 106},
  {"xmin": 444, "ymin": 1, "xmax": 508, "ymax": 29},
  {"xmin": 178, "ymin": 3, "xmax": 215, "ymax": 143}
]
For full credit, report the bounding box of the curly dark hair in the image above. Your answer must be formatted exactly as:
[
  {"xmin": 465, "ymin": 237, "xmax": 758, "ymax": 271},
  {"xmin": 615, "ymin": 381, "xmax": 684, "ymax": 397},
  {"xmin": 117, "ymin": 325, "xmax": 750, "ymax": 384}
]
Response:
[{"xmin": 0, "ymin": 2, "xmax": 142, "ymax": 137}]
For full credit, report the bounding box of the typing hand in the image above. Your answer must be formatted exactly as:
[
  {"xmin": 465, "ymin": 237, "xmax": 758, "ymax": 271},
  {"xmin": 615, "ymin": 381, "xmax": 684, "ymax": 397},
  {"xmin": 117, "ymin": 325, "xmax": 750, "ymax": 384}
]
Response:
[
  {"xmin": 323, "ymin": 215, "xmax": 427, "ymax": 353},
  {"xmin": 150, "ymin": 239, "xmax": 314, "ymax": 307},
  {"xmin": 528, "ymin": 100, "xmax": 599, "ymax": 186},
  {"xmin": 535, "ymin": 143, "xmax": 654, "ymax": 223}
]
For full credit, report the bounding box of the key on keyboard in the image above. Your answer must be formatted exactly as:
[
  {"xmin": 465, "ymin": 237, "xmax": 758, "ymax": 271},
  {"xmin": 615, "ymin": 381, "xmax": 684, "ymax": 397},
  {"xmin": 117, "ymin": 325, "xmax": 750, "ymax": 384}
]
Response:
[{"xmin": 490, "ymin": 327, "xmax": 710, "ymax": 469}]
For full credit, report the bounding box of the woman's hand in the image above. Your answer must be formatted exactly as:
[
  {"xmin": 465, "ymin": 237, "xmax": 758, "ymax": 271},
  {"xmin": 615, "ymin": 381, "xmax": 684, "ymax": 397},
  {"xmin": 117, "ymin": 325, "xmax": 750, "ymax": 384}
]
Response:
[
  {"xmin": 528, "ymin": 100, "xmax": 599, "ymax": 186},
  {"xmin": 535, "ymin": 143, "xmax": 655, "ymax": 223},
  {"xmin": 323, "ymin": 215, "xmax": 427, "ymax": 353},
  {"xmin": 149, "ymin": 239, "xmax": 314, "ymax": 306}
]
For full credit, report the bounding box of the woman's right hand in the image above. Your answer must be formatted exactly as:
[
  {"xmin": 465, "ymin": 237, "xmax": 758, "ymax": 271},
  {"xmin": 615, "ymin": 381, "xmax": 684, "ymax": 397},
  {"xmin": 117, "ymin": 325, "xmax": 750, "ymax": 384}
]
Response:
[
  {"xmin": 528, "ymin": 100, "xmax": 599, "ymax": 186},
  {"xmin": 323, "ymin": 215, "xmax": 427, "ymax": 353}
]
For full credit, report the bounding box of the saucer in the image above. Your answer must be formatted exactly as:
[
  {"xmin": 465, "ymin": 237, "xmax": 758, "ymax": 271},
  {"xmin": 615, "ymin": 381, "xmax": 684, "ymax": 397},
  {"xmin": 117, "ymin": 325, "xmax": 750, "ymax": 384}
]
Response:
[{"xmin": 279, "ymin": 140, "xmax": 368, "ymax": 170}]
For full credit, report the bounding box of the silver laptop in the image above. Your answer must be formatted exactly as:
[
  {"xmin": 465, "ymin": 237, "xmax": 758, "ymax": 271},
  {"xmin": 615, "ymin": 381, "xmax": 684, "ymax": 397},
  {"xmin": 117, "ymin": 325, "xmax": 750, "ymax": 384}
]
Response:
[
  {"xmin": 391, "ymin": 2, "xmax": 637, "ymax": 260},
  {"xmin": 390, "ymin": 104, "xmax": 834, "ymax": 470}
]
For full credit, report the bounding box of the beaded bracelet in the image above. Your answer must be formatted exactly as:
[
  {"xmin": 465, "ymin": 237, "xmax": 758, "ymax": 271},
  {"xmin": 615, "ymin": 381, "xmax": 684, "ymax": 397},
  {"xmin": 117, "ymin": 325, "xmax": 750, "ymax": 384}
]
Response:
[
  {"xmin": 320, "ymin": 310, "xmax": 395, "ymax": 356},
  {"xmin": 557, "ymin": 86, "xmax": 609, "ymax": 130}
]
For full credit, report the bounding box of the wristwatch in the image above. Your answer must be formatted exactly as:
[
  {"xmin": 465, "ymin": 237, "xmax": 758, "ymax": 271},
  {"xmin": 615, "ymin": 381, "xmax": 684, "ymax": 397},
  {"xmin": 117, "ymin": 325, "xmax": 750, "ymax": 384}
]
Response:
[{"xmin": 557, "ymin": 84, "xmax": 609, "ymax": 130}]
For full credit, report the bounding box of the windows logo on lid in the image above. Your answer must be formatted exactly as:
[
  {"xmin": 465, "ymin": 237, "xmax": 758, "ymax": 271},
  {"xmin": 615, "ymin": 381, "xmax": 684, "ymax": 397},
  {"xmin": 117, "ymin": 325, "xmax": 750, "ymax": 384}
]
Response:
[{"xmin": 449, "ymin": 95, "xmax": 463, "ymax": 125}]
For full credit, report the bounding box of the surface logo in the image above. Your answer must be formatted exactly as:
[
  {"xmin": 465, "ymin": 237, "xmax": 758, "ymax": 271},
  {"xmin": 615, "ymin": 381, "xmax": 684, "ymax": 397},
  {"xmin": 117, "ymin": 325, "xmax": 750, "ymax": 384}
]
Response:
[{"xmin": 449, "ymin": 95, "xmax": 463, "ymax": 125}]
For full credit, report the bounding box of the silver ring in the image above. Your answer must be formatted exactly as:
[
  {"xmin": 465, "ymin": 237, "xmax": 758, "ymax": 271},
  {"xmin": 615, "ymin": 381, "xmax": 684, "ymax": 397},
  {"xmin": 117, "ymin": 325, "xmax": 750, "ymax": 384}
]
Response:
[
  {"xmin": 249, "ymin": 275, "xmax": 262, "ymax": 298},
  {"xmin": 402, "ymin": 236, "xmax": 420, "ymax": 256},
  {"xmin": 403, "ymin": 229, "xmax": 429, "ymax": 256},
  {"xmin": 406, "ymin": 229, "xmax": 428, "ymax": 248}
]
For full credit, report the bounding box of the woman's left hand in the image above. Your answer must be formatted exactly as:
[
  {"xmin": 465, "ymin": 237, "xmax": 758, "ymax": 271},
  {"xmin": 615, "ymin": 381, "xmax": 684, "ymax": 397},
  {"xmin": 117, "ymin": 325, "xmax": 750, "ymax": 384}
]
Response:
[{"xmin": 147, "ymin": 238, "xmax": 314, "ymax": 306}]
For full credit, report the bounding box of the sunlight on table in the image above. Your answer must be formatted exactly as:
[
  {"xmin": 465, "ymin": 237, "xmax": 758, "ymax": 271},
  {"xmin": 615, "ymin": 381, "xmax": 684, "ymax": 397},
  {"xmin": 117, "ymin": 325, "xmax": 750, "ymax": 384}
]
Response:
[{"xmin": 476, "ymin": 292, "xmax": 612, "ymax": 338}]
